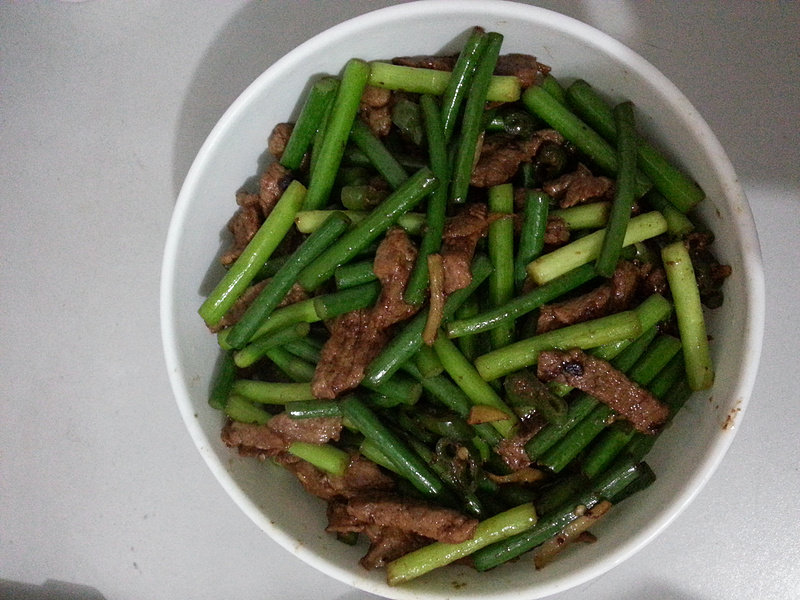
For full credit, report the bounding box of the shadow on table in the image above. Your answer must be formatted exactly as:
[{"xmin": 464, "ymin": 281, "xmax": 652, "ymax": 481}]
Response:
[{"xmin": 0, "ymin": 579, "xmax": 105, "ymax": 600}]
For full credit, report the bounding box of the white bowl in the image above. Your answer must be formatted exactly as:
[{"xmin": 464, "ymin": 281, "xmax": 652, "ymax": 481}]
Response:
[{"xmin": 161, "ymin": 1, "xmax": 765, "ymax": 598}]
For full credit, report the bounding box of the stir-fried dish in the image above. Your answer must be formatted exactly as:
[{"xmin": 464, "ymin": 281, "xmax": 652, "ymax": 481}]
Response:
[{"xmin": 198, "ymin": 27, "xmax": 730, "ymax": 584}]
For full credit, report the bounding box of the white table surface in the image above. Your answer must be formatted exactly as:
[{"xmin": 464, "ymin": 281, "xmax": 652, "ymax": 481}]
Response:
[{"xmin": 2, "ymin": 1, "xmax": 799, "ymax": 599}]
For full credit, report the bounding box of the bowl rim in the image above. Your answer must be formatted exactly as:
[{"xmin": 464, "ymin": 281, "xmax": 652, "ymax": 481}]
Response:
[{"xmin": 161, "ymin": 1, "xmax": 765, "ymax": 598}]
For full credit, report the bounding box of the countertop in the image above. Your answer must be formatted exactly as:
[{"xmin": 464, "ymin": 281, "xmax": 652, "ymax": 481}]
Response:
[{"xmin": 2, "ymin": 1, "xmax": 798, "ymax": 599}]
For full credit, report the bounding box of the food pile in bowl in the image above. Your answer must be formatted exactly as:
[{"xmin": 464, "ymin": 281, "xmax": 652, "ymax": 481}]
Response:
[
  {"xmin": 163, "ymin": 2, "xmax": 762, "ymax": 597},
  {"xmin": 197, "ymin": 25, "xmax": 730, "ymax": 585}
]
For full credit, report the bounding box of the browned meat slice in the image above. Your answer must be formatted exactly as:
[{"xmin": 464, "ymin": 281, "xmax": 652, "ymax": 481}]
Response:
[
  {"xmin": 360, "ymin": 85, "xmax": 394, "ymax": 137},
  {"xmin": 277, "ymin": 453, "xmax": 396, "ymax": 502},
  {"xmin": 537, "ymin": 261, "xmax": 661, "ymax": 334},
  {"xmin": 327, "ymin": 492, "xmax": 478, "ymax": 568},
  {"xmin": 545, "ymin": 215, "xmax": 571, "ymax": 246},
  {"xmin": 392, "ymin": 54, "xmax": 457, "ymax": 71},
  {"xmin": 471, "ymin": 133, "xmax": 539, "ymax": 188},
  {"xmin": 267, "ymin": 412, "xmax": 343, "ymax": 444},
  {"xmin": 685, "ymin": 231, "xmax": 732, "ymax": 308},
  {"xmin": 392, "ymin": 47, "xmax": 549, "ymax": 90},
  {"xmin": 221, "ymin": 413, "xmax": 343, "ymax": 459},
  {"xmin": 268, "ymin": 122, "xmax": 293, "ymax": 159},
  {"xmin": 345, "ymin": 494, "xmax": 477, "ymax": 543},
  {"xmin": 472, "ymin": 129, "xmax": 566, "ymax": 189},
  {"xmin": 371, "ymin": 227, "xmax": 419, "ymax": 327},
  {"xmin": 543, "ymin": 163, "xmax": 614, "ymax": 208},
  {"xmin": 537, "ymin": 348, "xmax": 669, "ymax": 434},
  {"xmin": 494, "ymin": 53, "xmax": 551, "ymax": 88},
  {"xmin": 496, "ymin": 415, "xmax": 547, "ymax": 471},
  {"xmin": 221, "ymin": 191, "xmax": 262, "ymax": 266},
  {"xmin": 358, "ymin": 527, "xmax": 429, "ymax": 570},
  {"xmin": 312, "ymin": 310, "xmax": 391, "ymax": 399},
  {"xmin": 312, "ymin": 229, "xmax": 420, "ymax": 399},
  {"xmin": 221, "ymin": 162, "xmax": 293, "ymax": 265},
  {"xmin": 259, "ymin": 161, "xmax": 293, "ymax": 215},
  {"xmin": 326, "ymin": 501, "xmax": 429, "ymax": 569},
  {"xmin": 221, "ymin": 419, "xmax": 285, "ymax": 459},
  {"xmin": 441, "ymin": 203, "xmax": 490, "ymax": 294}
]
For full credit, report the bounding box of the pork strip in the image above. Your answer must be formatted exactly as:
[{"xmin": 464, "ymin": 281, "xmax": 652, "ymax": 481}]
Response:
[
  {"xmin": 221, "ymin": 413, "xmax": 343, "ymax": 459},
  {"xmin": 277, "ymin": 453, "xmax": 396, "ymax": 502},
  {"xmin": 312, "ymin": 229, "xmax": 420, "ymax": 399},
  {"xmin": 543, "ymin": 163, "xmax": 614, "ymax": 208},
  {"xmin": 441, "ymin": 203, "xmax": 490, "ymax": 294},
  {"xmin": 537, "ymin": 348, "xmax": 669, "ymax": 434}
]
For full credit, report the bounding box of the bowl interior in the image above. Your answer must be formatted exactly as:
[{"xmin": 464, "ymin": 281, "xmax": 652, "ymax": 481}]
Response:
[{"xmin": 161, "ymin": 1, "xmax": 764, "ymax": 598}]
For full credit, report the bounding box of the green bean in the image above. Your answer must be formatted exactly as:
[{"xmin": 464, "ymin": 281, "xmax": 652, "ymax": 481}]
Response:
[
  {"xmin": 472, "ymin": 457, "xmax": 650, "ymax": 570},
  {"xmin": 224, "ymin": 395, "xmax": 272, "ymax": 425},
  {"xmin": 450, "ymin": 32, "xmax": 503, "ymax": 204},
  {"xmin": 303, "ymin": 59, "xmax": 370, "ymax": 210},
  {"xmin": 340, "ymin": 184, "xmax": 388, "ymax": 210},
  {"xmin": 282, "ymin": 336, "xmax": 324, "ymax": 363},
  {"xmin": 391, "ymin": 96, "xmax": 425, "ymax": 146},
  {"xmin": 401, "ymin": 362, "xmax": 503, "ymax": 448},
  {"xmin": 367, "ymin": 61, "xmax": 520, "ymax": 103},
  {"xmin": 453, "ymin": 294, "xmax": 482, "ymax": 361},
  {"xmin": 514, "ymin": 190, "xmax": 550, "ymax": 291},
  {"xmin": 440, "ymin": 27, "xmax": 487, "ymax": 141},
  {"xmin": 474, "ymin": 310, "xmax": 643, "ymax": 381},
  {"xmin": 596, "ymin": 101, "xmax": 637, "ymax": 277},
  {"xmin": 592, "ymin": 293, "xmax": 672, "ymax": 361},
  {"xmin": 363, "ymin": 254, "xmax": 493, "ymax": 386},
  {"xmin": 487, "ymin": 183, "xmax": 516, "ymax": 348},
  {"xmin": 641, "ymin": 189, "xmax": 694, "ymax": 237},
  {"xmin": 285, "ymin": 399, "xmax": 343, "ymax": 419},
  {"xmin": 662, "ymin": 240, "xmax": 714, "ymax": 390},
  {"xmin": 349, "ymin": 119, "xmax": 408, "ymax": 189},
  {"xmin": 413, "ymin": 344, "xmax": 444, "ymax": 379},
  {"xmin": 222, "ymin": 298, "xmax": 318, "ymax": 350},
  {"xmin": 234, "ymin": 282, "xmax": 379, "ymax": 349},
  {"xmin": 297, "ymin": 167, "xmax": 437, "ymax": 291},
  {"xmin": 208, "ymin": 351, "xmax": 237, "ymax": 410},
  {"xmin": 539, "ymin": 402, "xmax": 614, "ymax": 473},
  {"xmin": 522, "ymin": 85, "xmax": 650, "ymax": 196},
  {"xmin": 359, "ymin": 438, "xmax": 399, "ymax": 474},
  {"xmin": 505, "ymin": 369, "xmax": 568, "ymax": 425},
  {"xmin": 550, "ymin": 201, "xmax": 610, "ymax": 230},
  {"xmin": 432, "ymin": 334, "xmax": 517, "ymax": 437},
  {"xmin": 233, "ymin": 322, "xmax": 311, "ymax": 369},
  {"xmin": 312, "ymin": 281, "xmax": 381, "ymax": 319},
  {"xmin": 198, "ymin": 180, "xmax": 306, "ymax": 326},
  {"xmin": 225, "ymin": 211, "xmax": 351, "ymax": 349},
  {"xmin": 446, "ymin": 263, "xmax": 596, "ymax": 339},
  {"xmin": 540, "ymin": 74, "xmax": 567, "ymax": 105},
  {"xmin": 255, "ymin": 254, "xmax": 290, "ymax": 281},
  {"xmin": 362, "ymin": 373, "xmax": 423, "ymax": 406},
  {"xmin": 287, "ymin": 441, "xmax": 349, "ymax": 476},
  {"xmin": 334, "ymin": 259, "xmax": 376, "ymax": 289},
  {"xmin": 280, "ymin": 76, "xmax": 340, "ymax": 170},
  {"xmin": 340, "ymin": 396, "xmax": 452, "ymax": 502},
  {"xmin": 230, "ymin": 379, "xmax": 316, "ymax": 404},
  {"xmin": 309, "ymin": 95, "xmax": 334, "ymax": 178},
  {"xmin": 295, "ymin": 209, "xmax": 425, "ymax": 235},
  {"xmin": 386, "ymin": 502, "xmax": 538, "ymax": 585},
  {"xmin": 565, "ymin": 79, "xmax": 704, "ymax": 212},
  {"xmin": 527, "ymin": 211, "xmax": 668, "ymax": 285},
  {"xmin": 263, "ymin": 346, "xmax": 315, "ymax": 382},
  {"xmin": 404, "ymin": 94, "xmax": 450, "ymax": 306}
]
